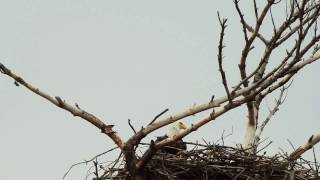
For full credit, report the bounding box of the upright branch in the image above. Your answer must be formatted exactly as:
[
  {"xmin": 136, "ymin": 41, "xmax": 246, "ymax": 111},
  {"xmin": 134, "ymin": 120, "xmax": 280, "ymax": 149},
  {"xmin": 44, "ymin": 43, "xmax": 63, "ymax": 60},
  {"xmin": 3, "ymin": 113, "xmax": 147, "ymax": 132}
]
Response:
[
  {"xmin": 233, "ymin": 0, "xmax": 275, "ymax": 151},
  {"xmin": 234, "ymin": 0, "xmax": 249, "ymax": 43},
  {"xmin": 236, "ymin": 0, "xmax": 274, "ymax": 87},
  {"xmin": 217, "ymin": 13, "xmax": 232, "ymax": 103}
]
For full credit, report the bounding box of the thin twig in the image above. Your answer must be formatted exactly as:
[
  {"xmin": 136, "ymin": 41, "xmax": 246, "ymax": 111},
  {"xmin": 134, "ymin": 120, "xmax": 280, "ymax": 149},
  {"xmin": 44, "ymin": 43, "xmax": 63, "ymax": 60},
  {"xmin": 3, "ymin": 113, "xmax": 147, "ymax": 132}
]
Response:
[
  {"xmin": 148, "ymin": 108, "xmax": 169, "ymax": 125},
  {"xmin": 128, "ymin": 119, "xmax": 137, "ymax": 134},
  {"xmin": 253, "ymin": 0, "xmax": 259, "ymax": 20},
  {"xmin": 62, "ymin": 146, "xmax": 118, "ymax": 179},
  {"xmin": 93, "ymin": 159, "xmax": 99, "ymax": 178}
]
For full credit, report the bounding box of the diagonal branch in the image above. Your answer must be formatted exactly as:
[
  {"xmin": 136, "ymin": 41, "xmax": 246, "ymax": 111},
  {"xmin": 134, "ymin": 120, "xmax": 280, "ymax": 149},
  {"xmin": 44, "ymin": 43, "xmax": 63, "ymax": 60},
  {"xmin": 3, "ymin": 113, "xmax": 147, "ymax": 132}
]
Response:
[
  {"xmin": 254, "ymin": 84, "xmax": 290, "ymax": 145},
  {"xmin": 259, "ymin": 85, "xmax": 288, "ymax": 132},
  {"xmin": 0, "ymin": 63, "xmax": 125, "ymax": 149},
  {"xmin": 138, "ymin": 69, "xmax": 302, "ymax": 164},
  {"xmin": 289, "ymin": 133, "xmax": 320, "ymax": 160},
  {"xmin": 148, "ymin": 108, "xmax": 169, "ymax": 125},
  {"xmin": 234, "ymin": 0, "xmax": 249, "ymax": 43},
  {"xmin": 138, "ymin": 52, "xmax": 320, "ymax": 164},
  {"xmin": 137, "ymin": 100, "xmax": 245, "ymax": 169},
  {"xmin": 244, "ymin": 23, "xmax": 269, "ymax": 45},
  {"xmin": 128, "ymin": 51, "xmax": 320, "ymax": 147}
]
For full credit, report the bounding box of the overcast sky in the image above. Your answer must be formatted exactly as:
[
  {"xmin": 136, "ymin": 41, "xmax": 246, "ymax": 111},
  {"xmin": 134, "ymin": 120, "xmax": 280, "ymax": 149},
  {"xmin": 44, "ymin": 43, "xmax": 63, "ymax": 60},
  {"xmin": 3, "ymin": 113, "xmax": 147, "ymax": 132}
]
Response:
[{"xmin": 0, "ymin": 1, "xmax": 319, "ymax": 179}]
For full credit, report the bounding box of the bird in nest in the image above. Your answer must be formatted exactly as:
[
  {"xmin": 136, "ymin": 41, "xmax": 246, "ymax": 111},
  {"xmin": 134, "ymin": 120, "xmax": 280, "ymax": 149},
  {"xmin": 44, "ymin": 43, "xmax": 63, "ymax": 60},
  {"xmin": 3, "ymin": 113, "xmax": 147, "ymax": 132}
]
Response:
[{"xmin": 155, "ymin": 121, "xmax": 188, "ymax": 155}]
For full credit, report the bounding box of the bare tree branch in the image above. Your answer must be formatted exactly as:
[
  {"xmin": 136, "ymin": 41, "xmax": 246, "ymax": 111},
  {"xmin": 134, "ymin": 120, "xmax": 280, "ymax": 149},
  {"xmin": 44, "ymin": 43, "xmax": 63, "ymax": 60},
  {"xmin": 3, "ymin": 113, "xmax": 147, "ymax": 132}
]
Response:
[
  {"xmin": 217, "ymin": 13, "xmax": 232, "ymax": 103},
  {"xmin": 128, "ymin": 119, "xmax": 137, "ymax": 134},
  {"xmin": 1, "ymin": 1, "xmax": 320, "ymax": 178},
  {"xmin": 63, "ymin": 146, "xmax": 118, "ymax": 179},
  {"xmin": 148, "ymin": 108, "xmax": 169, "ymax": 125},
  {"xmin": 244, "ymin": 23, "xmax": 269, "ymax": 45},
  {"xmin": 254, "ymin": 84, "xmax": 291, "ymax": 145},
  {"xmin": 0, "ymin": 63, "xmax": 125, "ymax": 149},
  {"xmin": 234, "ymin": 0, "xmax": 249, "ymax": 43},
  {"xmin": 289, "ymin": 133, "xmax": 320, "ymax": 160},
  {"xmin": 253, "ymin": 0, "xmax": 259, "ymax": 20},
  {"xmin": 237, "ymin": 0, "xmax": 274, "ymax": 87}
]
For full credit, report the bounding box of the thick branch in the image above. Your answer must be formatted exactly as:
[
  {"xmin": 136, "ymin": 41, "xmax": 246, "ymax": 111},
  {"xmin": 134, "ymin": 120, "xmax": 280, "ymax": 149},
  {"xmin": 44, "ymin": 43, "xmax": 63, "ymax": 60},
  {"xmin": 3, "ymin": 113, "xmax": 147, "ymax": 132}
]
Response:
[
  {"xmin": 137, "ymin": 101, "xmax": 244, "ymax": 169},
  {"xmin": 140, "ymin": 69, "xmax": 299, "ymax": 160},
  {"xmin": 289, "ymin": 133, "xmax": 320, "ymax": 160},
  {"xmin": 128, "ymin": 51, "xmax": 320, "ymax": 147},
  {"xmin": 140, "ymin": 63, "xmax": 313, "ymax": 160}
]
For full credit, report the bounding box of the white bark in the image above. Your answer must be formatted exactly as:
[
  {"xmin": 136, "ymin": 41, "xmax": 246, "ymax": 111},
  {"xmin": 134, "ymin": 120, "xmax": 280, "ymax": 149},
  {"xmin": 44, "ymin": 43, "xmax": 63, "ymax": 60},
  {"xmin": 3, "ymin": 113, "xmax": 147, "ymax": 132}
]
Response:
[
  {"xmin": 289, "ymin": 133, "xmax": 320, "ymax": 160},
  {"xmin": 243, "ymin": 124, "xmax": 256, "ymax": 149},
  {"xmin": 243, "ymin": 105, "xmax": 258, "ymax": 150}
]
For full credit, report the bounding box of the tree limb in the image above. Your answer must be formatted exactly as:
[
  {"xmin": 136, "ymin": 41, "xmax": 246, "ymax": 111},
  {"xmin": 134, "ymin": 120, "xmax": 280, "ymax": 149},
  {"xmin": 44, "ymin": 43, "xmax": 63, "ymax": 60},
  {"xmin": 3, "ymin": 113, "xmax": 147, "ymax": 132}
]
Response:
[
  {"xmin": 217, "ymin": 13, "xmax": 232, "ymax": 103},
  {"xmin": 0, "ymin": 63, "xmax": 125, "ymax": 149},
  {"xmin": 289, "ymin": 133, "xmax": 320, "ymax": 160}
]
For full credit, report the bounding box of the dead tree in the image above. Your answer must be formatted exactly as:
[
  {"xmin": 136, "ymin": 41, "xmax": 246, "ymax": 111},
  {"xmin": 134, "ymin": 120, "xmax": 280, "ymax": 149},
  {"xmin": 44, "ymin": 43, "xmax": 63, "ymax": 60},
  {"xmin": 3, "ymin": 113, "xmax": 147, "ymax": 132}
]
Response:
[{"xmin": 1, "ymin": 0, "xmax": 320, "ymax": 179}]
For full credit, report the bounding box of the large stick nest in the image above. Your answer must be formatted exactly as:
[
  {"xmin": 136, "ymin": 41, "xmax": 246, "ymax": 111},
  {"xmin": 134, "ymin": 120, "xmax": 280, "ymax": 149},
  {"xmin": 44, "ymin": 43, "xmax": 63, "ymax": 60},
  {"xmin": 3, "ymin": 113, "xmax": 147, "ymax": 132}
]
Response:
[{"xmin": 101, "ymin": 144, "xmax": 319, "ymax": 180}]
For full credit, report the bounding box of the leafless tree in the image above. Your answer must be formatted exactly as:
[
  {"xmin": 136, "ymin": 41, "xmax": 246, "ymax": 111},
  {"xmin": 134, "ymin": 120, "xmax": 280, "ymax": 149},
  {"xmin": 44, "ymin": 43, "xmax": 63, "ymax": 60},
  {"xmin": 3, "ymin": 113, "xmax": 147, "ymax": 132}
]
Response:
[{"xmin": 1, "ymin": 0, "xmax": 320, "ymax": 179}]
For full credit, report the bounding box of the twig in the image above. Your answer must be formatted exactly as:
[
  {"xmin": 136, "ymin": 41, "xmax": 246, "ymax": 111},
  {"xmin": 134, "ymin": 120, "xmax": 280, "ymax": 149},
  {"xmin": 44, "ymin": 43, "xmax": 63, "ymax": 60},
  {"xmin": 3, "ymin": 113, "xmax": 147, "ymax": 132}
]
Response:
[
  {"xmin": 148, "ymin": 108, "xmax": 169, "ymax": 125},
  {"xmin": 234, "ymin": 0, "xmax": 249, "ymax": 42},
  {"xmin": 244, "ymin": 22, "xmax": 269, "ymax": 45},
  {"xmin": 287, "ymin": 139, "xmax": 296, "ymax": 151},
  {"xmin": 100, "ymin": 152, "xmax": 123, "ymax": 178},
  {"xmin": 136, "ymin": 140, "xmax": 157, "ymax": 169},
  {"xmin": 237, "ymin": 0, "xmax": 274, "ymax": 87},
  {"xmin": 269, "ymin": 8, "xmax": 277, "ymax": 34},
  {"xmin": 257, "ymin": 85, "xmax": 290, "ymax": 138},
  {"xmin": 93, "ymin": 159, "xmax": 99, "ymax": 178},
  {"xmin": 253, "ymin": 0, "xmax": 258, "ymax": 20},
  {"xmin": 62, "ymin": 146, "xmax": 118, "ymax": 179},
  {"xmin": 128, "ymin": 119, "xmax": 137, "ymax": 134},
  {"xmin": 104, "ymin": 143, "xmax": 320, "ymax": 179},
  {"xmin": 313, "ymin": 148, "xmax": 319, "ymax": 178},
  {"xmin": 256, "ymin": 140, "xmax": 272, "ymax": 154},
  {"xmin": 215, "ymin": 127, "xmax": 234, "ymax": 145},
  {"xmin": 210, "ymin": 95, "xmax": 215, "ymax": 103}
]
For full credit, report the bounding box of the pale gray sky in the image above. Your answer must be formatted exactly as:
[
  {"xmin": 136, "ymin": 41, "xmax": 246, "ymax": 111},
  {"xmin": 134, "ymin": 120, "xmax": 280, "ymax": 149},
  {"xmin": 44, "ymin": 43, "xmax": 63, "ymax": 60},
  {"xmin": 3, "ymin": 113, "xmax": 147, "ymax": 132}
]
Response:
[{"xmin": 0, "ymin": 1, "xmax": 319, "ymax": 179}]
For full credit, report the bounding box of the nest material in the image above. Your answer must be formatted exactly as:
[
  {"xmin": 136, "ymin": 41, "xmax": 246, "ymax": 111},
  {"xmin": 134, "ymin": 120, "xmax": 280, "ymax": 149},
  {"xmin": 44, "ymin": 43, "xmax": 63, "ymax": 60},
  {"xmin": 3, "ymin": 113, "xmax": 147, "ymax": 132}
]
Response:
[{"xmin": 103, "ymin": 145, "xmax": 320, "ymax": 180}]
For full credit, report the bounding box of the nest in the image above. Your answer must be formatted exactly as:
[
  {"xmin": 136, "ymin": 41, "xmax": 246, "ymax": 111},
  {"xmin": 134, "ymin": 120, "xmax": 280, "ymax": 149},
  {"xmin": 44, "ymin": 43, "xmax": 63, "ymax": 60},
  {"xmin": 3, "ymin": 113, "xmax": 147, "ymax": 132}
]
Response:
[{"xmin": 101, "ymin": 144, "xmax": 320, "ymax": 180}]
